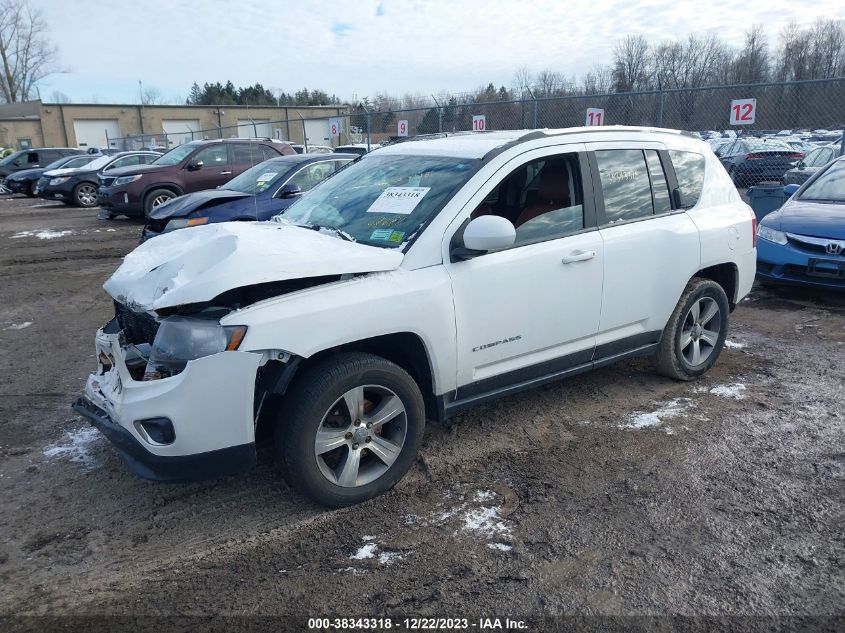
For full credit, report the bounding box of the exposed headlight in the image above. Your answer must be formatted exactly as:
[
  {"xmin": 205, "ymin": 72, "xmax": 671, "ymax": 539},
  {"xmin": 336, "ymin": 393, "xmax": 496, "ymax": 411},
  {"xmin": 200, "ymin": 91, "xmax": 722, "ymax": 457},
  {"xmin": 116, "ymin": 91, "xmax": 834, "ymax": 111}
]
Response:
[
  {"xmin": 49, "ymin": 177, "xmax": 70, "ymax": 185},
  {"xmin": 164, "ymin": 216, "xmax": 210, "ymax": 232},
  {"xmin": 756, "ymin": 224, "xmax": 787, "ymax": 245},
  {"xmin": 112, "ymin": 174, "xmax": 142, "ymax": 186},
  {"xmin": 143, "ymin": 317, "xmax": 247, "ymax": 380}
]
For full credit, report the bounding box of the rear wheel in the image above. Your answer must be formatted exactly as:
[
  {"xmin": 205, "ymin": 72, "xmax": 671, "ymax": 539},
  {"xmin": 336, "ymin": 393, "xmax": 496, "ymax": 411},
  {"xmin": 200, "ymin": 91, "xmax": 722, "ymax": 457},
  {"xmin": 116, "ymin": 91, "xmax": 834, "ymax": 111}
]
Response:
[
  {"xmin": 276, "ymin": 353, "xmax": 425, "ymax": 507},
  {"xmin": 144, "ymin": 188, "xmax": 176, "ymax": 217},
  {"xmin": 73, "ymin": 182, "xmax": 98, "ymax": 207},
  {"xmin": 657, "ymin": 278, "xmax": 729, "ymax": 381}
]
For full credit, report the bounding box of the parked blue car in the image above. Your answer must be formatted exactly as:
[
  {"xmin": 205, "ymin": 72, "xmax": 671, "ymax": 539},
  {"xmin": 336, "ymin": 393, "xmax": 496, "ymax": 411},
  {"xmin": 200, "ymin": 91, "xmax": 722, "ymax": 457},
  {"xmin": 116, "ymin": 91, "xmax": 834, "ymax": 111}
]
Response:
[
  {"xmin": 142, "ymin": 153, "xmax": 356, "ymax": 240},
  {"xmin": 756, "ymin": 155, "xmax": 845, "ymax": 289}
]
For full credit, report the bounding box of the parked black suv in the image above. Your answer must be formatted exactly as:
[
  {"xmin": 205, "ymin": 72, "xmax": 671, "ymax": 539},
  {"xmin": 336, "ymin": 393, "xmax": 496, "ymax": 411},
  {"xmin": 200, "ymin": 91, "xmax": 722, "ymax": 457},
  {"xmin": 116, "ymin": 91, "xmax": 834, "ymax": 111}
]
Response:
[
  {"xmin": 98, "ymin": 138, "xmax": 295, "ymax": 218},
  {"xmin": 0, "ymin": 147, "xmax": 82, "ymax": 184}
]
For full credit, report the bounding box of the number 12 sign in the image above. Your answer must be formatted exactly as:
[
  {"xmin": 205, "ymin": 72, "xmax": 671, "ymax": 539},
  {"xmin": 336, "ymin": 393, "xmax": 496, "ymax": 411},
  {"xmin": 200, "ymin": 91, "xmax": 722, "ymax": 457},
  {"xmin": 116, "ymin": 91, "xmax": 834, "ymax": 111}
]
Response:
[
  {"xmin": 730, "ymin": 99, "xmax": 756, "ymax": 125},
  {"xmin": 585, "ymin": 108, "xmax": 604, "ymax": 126}
]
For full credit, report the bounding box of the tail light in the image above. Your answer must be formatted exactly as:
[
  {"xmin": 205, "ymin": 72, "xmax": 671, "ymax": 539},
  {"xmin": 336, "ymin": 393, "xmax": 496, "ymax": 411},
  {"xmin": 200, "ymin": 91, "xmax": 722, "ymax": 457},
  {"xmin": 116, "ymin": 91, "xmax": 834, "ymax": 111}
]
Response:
[
  {"xmin": 746, "ymin": 153, "xmax": 766, "ymax": 160},
  {"xmin": 750, "ymin": 207, "xmax": 757, "ymax": 248},
  {"xmin": 788, "ymin": 152, "xmax": 804, "ymax": 160}
]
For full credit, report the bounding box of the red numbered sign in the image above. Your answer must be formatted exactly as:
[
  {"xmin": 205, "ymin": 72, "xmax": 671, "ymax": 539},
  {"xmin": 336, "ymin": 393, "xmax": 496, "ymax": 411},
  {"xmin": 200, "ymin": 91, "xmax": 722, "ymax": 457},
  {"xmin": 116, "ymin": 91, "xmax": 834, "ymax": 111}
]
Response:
[
  {"xmin": 329, "ymin": 117, "xmax": 342, "ymax": 137},
  {"xmin": 472, "ymin": 115, "xmax": 486, "ymax": 132},
  {"xmin": 730, "ymin": 99, "xmax": 756, "ymax": 125},
  {"xmin": 398, "ymin": 120, "xmax": 409, "ymax": 137},
  {"xmin": 585, "ymin": 108, "xmax": 604, "ymax": 126}
]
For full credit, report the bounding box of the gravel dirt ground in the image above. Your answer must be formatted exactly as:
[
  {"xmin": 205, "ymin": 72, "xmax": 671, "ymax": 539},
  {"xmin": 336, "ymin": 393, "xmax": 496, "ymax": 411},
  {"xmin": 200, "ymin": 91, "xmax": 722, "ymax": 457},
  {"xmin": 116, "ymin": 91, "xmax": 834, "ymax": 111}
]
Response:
[{"xmin": 0, "ymin": 195, "xmax": 843, "ymax": 628}]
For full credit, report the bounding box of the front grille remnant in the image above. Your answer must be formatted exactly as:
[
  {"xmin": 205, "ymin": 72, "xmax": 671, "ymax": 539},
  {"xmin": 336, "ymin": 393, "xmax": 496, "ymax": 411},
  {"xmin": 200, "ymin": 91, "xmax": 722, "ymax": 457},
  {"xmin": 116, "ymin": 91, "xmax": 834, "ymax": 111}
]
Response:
[{"xmin": 114, "ymin": 301, "xmax": 159, "ymax": 345}]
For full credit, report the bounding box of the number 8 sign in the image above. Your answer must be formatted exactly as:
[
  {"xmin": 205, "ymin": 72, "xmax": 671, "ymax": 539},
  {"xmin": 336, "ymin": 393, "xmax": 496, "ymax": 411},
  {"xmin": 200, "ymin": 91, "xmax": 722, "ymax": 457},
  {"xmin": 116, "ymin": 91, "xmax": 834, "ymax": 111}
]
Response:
[{"xmin": 729, "ymin": 99, "xmax": 756, "ymax": 125}]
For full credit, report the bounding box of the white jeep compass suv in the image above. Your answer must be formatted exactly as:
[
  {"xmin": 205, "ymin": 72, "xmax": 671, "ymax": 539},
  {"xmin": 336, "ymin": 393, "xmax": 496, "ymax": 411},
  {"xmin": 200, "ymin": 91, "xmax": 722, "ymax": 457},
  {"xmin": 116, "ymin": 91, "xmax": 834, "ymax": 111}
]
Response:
[{"xmin": 74, "ymin": 127, "xmax": 756, "ymax": 506}]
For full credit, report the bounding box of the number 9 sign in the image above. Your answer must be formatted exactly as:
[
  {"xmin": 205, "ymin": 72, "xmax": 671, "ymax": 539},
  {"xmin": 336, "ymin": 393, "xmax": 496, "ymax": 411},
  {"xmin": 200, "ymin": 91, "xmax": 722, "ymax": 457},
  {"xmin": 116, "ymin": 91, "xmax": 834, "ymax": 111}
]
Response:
[
  {"xmin": 398, "ymin": 119, "xmax": 409, "ymax": 137},
  {"xmin": 729, "ymin": 99, "xmax": 756, "ymax": 125}
]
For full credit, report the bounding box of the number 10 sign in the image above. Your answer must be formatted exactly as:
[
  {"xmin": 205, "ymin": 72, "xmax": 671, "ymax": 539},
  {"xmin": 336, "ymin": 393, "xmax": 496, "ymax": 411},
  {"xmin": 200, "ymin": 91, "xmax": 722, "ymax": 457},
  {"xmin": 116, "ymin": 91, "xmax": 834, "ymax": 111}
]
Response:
[{"xmin": 730, "ymin": 99, "xmax": 756, "ymax": 125}]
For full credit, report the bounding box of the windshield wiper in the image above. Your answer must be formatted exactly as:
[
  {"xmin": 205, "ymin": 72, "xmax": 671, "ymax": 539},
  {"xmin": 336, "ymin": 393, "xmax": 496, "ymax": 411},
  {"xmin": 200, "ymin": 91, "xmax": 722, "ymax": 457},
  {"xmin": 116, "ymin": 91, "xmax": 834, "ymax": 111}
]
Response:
[{"xmin": 299, "ymin": 223, "xmax": 355, "ymax": 242}]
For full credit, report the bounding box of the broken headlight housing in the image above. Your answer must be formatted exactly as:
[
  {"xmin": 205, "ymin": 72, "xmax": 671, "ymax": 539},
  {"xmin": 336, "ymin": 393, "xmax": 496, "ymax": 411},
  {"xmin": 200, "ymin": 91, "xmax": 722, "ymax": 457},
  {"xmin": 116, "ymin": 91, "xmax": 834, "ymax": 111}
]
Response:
[{"xmin": 143, "ymin": 316, "xmax": 247, "ymax": 380}]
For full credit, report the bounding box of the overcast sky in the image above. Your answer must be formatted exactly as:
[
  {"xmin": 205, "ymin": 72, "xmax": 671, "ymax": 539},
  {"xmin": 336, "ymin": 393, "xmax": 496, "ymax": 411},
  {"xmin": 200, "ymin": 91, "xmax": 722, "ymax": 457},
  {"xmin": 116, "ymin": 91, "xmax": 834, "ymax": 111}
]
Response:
[{"xmin": 33, "ymin": 0, "xmax": 845, "ymax": 104}]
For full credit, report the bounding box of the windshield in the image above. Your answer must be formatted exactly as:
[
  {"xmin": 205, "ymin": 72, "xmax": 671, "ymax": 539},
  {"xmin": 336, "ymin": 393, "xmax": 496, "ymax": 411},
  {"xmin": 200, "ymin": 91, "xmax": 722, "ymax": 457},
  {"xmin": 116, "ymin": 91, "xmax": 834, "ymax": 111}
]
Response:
[
  {"xmin": 278, "ymin": 154, "xmax": 477, "ymax": 247},
  {"xmin": 152, "ymin": 143, "xmax": 199, "ymax": 166},
  {"xmin": 0, "ymin": 151, "xmax": 24, "ymax": 166},
  {"xmin": 222, "ymin": 160, "xmax": 287, "ymax": 194},
  {"xmin": 799, "ymin": 159, "xmax": 845, "ymax": 203}
]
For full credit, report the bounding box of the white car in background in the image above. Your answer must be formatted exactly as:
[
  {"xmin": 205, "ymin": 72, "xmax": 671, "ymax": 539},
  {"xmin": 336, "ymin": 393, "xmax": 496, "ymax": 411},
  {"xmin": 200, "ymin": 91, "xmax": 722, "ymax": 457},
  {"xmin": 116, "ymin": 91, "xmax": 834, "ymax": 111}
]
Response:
[{"xmin": 75, "ymin": 127, "xmax": 756, "ymax": 507}]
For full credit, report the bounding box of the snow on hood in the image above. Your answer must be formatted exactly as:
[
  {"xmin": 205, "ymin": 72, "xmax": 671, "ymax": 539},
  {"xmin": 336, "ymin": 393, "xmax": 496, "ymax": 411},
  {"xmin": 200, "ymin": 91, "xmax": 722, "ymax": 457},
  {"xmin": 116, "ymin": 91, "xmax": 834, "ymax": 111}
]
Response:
[{"xmin": 104, "ymin": 221, "xmax": 404, "ymax": 311}]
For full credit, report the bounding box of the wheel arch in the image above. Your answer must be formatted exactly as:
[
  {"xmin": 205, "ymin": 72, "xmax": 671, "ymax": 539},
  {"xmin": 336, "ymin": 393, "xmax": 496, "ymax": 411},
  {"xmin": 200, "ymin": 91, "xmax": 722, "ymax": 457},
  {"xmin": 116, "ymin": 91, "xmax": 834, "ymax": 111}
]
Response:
[
  {"xmin": 141, "ymin": 182, "xmax": 184, "ymax": 202},
  {"xmin": 254, "ymin": 331, "xmax": 438, "ymax": 439},
  {"xmin": 694, "ymin": 262, "xmax": 739, "ymax": 309}
]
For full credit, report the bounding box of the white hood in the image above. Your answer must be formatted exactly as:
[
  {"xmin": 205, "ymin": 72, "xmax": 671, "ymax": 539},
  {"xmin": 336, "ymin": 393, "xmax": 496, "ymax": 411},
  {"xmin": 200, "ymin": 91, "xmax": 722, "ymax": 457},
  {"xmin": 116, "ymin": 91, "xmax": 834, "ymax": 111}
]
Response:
[{"xmin": 104, "ymin": 221, "xmax": 404, "ymax": 311}]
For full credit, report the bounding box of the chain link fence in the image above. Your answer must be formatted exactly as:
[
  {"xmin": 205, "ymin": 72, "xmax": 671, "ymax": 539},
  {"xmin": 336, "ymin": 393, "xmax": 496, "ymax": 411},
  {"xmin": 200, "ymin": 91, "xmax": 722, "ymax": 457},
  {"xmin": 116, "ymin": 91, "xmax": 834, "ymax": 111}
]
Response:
[{"xmin": 106, "ymin": 78, "xmax": 845, "ymax": 187}]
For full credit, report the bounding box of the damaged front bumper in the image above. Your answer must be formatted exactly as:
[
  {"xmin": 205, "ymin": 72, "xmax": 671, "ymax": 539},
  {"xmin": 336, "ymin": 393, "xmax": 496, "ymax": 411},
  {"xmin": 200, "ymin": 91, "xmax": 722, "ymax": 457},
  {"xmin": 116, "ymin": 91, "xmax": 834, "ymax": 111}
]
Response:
[{"xmin": 72, "ymin": 319, "xmax": 261, "ymax": 481}]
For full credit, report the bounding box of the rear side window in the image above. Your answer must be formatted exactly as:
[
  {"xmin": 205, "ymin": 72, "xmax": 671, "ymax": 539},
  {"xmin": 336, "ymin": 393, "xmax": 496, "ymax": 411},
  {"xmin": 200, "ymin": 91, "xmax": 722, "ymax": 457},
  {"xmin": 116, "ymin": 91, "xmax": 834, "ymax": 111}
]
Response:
[
  {"xmin": 668, "ymin": 150, "xmax": 705, "ymax": 209},
  {"xmin": 595, "ymin": 149, "xmax": 653, "ymax": 223},
  {"xmin": 261, "ymin": 145, "xmax": 280, "ymax": 161},
  {"xmin": 232, "ymin": 144, "xmax": 262, "ymax": 164}
]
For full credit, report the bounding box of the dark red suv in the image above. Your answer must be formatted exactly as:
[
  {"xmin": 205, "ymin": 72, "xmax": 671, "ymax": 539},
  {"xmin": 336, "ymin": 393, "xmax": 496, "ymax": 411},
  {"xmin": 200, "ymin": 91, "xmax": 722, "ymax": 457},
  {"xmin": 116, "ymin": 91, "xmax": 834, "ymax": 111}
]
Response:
[{"xmin": 97, "ymin": 138, "xmax": 295, "ymax": 218}]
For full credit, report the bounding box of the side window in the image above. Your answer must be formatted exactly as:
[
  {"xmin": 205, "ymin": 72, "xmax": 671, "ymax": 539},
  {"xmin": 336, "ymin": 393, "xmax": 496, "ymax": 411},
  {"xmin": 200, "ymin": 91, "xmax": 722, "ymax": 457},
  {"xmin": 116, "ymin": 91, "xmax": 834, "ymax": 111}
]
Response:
[
  {"xmin": 286, "ymin": 162, "xmax": 335, "ymax": 192},
  {"xmin": 819, "ymin": 149, "xmax": 835, "ymax": 165},
  {"xmin": 595, "ymin": 149, "xmax": 653, "ymax": 223},
  {"xmin": 668, "ymin": 150, "xmax": 706, "ymax": 209},
  {"xmin": 261, "ymin": 145, "xmax": 280, "ymax": 161},
  {"xmin": 109, "ymin": 155, "xmax": 142, "ymax": 169},
  {"xmin": 333, "ymin": 159, "xmax": 353, "ymax": 171},
  {"xmin": 193, "ymin": 145, "xmax": 229, "ymax": 166},
  {"xmin": 27, "ymin": 152, "xmax": 39, "ymax": 164},
  {"xmin": 803, "ymin": 149, "xmax": 821, "ymax": 167},
  {"xmin": 140, "ymin": 154, "xmax": 157, "ymax": 164},
  {"xmin": 470, "ymin": 153, "xmax": 585, "ymax": 246},
  {"xmin": 231, "ymin": 144, "xmax": 262, "ymax": 165},
  {"xmin": 645, "ymin": 150, "xmax": 672, "ymax": 215}
]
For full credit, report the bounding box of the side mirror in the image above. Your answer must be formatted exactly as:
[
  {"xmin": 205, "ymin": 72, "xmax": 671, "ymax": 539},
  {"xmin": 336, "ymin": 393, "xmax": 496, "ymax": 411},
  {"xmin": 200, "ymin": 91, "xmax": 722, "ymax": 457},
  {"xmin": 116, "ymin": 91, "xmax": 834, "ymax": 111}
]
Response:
[
  {"xmin": 783, "ymin": 184, "xmax": 800, "ymax": 197},
  {"xmin": 278, "ymin": 183, "xmax": 302, "ymax": 199},
  {"xmin": 453, "ymin": 215, "xmax": 515, "ymax": 260},
  {"xmin": 187, "ymin": 160, "xmax": 203, "ymax": 171}
]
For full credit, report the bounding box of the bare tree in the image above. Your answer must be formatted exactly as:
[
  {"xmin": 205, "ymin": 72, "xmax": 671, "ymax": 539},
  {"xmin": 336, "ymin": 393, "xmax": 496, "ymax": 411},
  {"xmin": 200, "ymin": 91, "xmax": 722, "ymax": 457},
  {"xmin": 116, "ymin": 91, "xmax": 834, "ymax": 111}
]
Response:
[
  {"xmin": 512, "ymin": 65, "xmax": 532, "ymax": 98},
  {"xmin": 808, "ymin": 19, "xmax": 845, "ymax": 79},
  {"xmin": 0, "ymin": 0, "xmax": 59, "ymax": 103},
  {"xmin": 728, "ymin": 25, "xmax": 770, "ymax": 84},
  {"xmin": 141, "ymin": 86, "xmax": 167, "ymax": 105},
  {"xmin": 581, "ymin": 64, "xmax": 614, "ymax": 95},
  {"xmin": 612, "ymin": 34, "xmax": 652, "ymax": 92},
  {"xmin": 49, "ymin": 89, "xmax": 69, "ymax": 103},
  {"xmin": 533, "ymin": 69, "xmax": 570, "ymax": 97}
]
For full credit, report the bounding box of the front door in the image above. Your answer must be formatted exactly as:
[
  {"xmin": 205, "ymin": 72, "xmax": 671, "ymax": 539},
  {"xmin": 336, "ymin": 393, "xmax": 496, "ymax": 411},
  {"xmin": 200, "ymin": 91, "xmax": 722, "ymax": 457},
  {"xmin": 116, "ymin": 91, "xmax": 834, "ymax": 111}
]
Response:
[
  {"xmin": 185, "ymin": 144, "xmax": 232, "ymax": 192},
  {"xmin": 446, "ymin": 147, "xmax": 604, "ymax": 398}
]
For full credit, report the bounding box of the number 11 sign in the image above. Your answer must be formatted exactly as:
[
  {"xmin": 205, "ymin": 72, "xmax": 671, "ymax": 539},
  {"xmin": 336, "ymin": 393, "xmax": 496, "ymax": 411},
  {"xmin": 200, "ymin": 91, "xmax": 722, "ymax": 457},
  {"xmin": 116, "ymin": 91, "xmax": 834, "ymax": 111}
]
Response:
[
  {"xmin": 730, "ymin": 99, "xmax": 756, "ymax": 125},
  {"xmin": 586, "ymin": 108, "xmax": 604, "ymax": 126}
]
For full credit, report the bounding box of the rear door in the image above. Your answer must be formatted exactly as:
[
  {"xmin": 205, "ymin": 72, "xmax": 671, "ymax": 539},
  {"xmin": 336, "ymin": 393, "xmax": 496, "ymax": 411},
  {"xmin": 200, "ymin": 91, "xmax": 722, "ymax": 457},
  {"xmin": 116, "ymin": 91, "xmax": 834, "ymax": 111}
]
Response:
[
  {"xmin": 230, "ymin": 143, "xmax": 265, "ymax": 179},
  {"xmin": 587, "ymin": 143, "xmax": 700, "ymax": 355}
]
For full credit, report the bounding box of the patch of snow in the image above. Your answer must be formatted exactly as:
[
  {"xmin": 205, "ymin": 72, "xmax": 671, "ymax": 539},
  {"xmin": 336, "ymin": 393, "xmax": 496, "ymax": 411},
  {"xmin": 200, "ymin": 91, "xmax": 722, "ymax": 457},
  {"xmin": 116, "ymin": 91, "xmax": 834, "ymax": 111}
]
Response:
[
  {"xmin": 11, "ymin": 229, "xmax": 73, "ymax": 240},
  {"xmin": 622, "ymin": 398, "xmax": 693, "ymax": 429},
  {"xmin": 474, "ymin": 490, "xmax": 496, "ymax": 502},
  {"xmin": 724, "ymin": 340, "xmax": 746, "ymax": 349},
  {"xmin": 709, "ymin": 383, "xmax": 746, "ymax": 399},
  {"xmin": 43, "ymin": 427, "xmax": 101, "ymax": 469},
  {"xmin": 4, "ymin": 321, "xmax": 32, "ymax": 330},
  {"xmin": 378, "ymin": 551, "xmax": 404, "ymax": 565},
  {"xmin": 461, "ymin": 506, "xmax": 512, "ymax": 537},
  {"xmin": 487, "ymin": 543, "xmax": 513, "ymax": 552},
  {"xmin": 361, "ymin": 535, "xmax": 376, "ymax": 541},
  {"xmin": 350, "ymin": 542, "xmax": 377, "ymax": 560}
]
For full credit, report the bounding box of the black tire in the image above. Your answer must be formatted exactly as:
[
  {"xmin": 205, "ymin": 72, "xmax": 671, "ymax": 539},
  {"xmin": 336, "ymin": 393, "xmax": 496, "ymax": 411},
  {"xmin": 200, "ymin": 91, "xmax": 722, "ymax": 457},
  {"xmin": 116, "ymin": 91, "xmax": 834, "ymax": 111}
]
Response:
[
  {"xmin": 276, "ymin": 352, "xmax": 425, "ymax": 507},
  {"xmin": 25, "ymin": 181, "xmax": 37, "ymax": 197},
  {"xmin": 72, "ymin": 182, "xmax": 98, "ymax": 207},
  {"xmin": 144, "ymin": 188, "xmax": 176, "ymax": 217},
  {"xmin": 656, "ymin": 278, "xmax": 730, "ymax": 381}
]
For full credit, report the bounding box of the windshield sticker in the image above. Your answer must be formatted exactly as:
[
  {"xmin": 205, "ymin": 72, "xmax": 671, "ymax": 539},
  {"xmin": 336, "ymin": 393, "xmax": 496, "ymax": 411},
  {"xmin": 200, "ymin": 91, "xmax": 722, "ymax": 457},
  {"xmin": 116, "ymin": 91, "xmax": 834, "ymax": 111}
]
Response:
[
  {"xmin": 366, "ymin": 186, "xmax": 430, "ymax": 215},
  {"xmin": 369, "ymin": 229, "xmax": 406, "ymax": 242},
  {"xmin": 257, "ymin": 172, "xmax": 277, "ymax": 183}
]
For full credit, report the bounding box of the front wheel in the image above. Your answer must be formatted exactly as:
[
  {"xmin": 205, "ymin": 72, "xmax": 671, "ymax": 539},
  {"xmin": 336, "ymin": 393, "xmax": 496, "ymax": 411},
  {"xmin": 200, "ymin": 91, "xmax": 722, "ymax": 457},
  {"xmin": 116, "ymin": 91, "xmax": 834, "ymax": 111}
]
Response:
[
  {"xmin": 26, "ymin": 181, "xmax": 37, "ymax": 197},
  {"xmin": 656, "ymin": 278, "xmax": 730, "ymax": 381},
  {"xmin": 144, "ymin": 188, "xmax": 176, "ymax": 217},
  {"xmin": 73, "ymin": 182, "xmax": 98, "ymax": 207},
  {"xmin": 276, "ymin": 353, "xmax": 425, "ymax": 507}
]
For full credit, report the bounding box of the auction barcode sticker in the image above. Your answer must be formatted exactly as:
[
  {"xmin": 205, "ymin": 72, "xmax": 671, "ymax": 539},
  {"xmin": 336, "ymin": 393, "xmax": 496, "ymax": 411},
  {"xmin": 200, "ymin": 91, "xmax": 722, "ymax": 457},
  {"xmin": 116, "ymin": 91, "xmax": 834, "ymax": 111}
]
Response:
[{"xmin": 366, "ymin": 187, "xmax": 430, "ymax": 215}]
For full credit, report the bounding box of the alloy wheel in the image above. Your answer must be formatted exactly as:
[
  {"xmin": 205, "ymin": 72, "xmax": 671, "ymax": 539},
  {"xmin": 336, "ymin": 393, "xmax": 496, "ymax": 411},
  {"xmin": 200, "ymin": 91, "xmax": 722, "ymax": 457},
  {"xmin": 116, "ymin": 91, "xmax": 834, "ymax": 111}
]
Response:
[
  {"xmin": 77, "ymin": 184, "xmax": 97, "ymax": 206},
  {"xmin": 680, "ymin": 296, "xmax": 721, "ymax": 367},
  {"xmin": 313, "ymin": 384, "xmax": 407, "ymax": 488}
]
